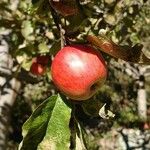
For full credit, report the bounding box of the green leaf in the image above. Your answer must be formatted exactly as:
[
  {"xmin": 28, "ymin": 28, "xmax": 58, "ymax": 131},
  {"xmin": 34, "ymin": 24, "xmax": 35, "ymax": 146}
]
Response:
[
  {"xmin": 30, "ymin": 0, "xmax": 49, "ymax": 16},
  {"xmin": 19, "ymin": 95, "xmax": 58, "ymax": 150},
  {"xmin": 38, "ymin": 95, "xmax": 71, "ymax": 150},
  {"xmin": 66, "ymin": 13, "xmax": 87, "ymax": 32},
  {"xmin": 21, "ymin": 20, "xmax": 35, "ymax": 41},
  {"xmin": 38, "ymin": 42, "xmax": 49, "ymax": 53},
  {"xmin": 82, "ymin": 98, "xmax": 103, "ymax": 117},
  {"xmin": 50, "ymin": 39, "xmax": 61, "ymax": 55},
  {"xmin": 32, "ymin": 0, "xmax": 41, "ymax": 4},
  {"xmin": 31, "ymin": 0, "xmax": 44, "ymax": 6}
]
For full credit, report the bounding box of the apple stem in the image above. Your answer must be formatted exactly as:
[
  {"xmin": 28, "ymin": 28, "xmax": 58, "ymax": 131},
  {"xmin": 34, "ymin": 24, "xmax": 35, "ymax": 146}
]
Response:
[{"xmin": 59, "ymin": 24, "xmax": 66, "ymax": 48}]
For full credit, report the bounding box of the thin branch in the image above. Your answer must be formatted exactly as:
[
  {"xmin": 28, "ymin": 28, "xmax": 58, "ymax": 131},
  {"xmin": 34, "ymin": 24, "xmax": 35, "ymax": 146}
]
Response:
[{"xmin": 49, "ymin": 1, "xmax": 66, "ymax": 47}]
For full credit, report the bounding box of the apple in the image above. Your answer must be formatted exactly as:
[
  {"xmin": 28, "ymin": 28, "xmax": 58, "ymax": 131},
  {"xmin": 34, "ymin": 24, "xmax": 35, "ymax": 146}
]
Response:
[
  {"xmin": 33, "ymin": 55, "xmax": 50, "ymax": 65},
  {"xmin": 30, "ymin": 55, "xmax": 50, "ymax": 75},
  {"xmin": 30, "ymin": 62, "xmax": 46, "ymax": 75},
  {"xmin": 143, "ymin": 122, "xmax": 150, "ymax": 130},
  {"xmin": 51, "ymin": 45, "xmax": 107, "ymax": 100}
]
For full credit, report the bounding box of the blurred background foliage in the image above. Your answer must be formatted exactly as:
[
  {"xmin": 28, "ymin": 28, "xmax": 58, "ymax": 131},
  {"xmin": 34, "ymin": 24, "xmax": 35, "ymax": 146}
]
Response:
[{"xmin": 0, "ymin": 0, "xmax": 150, "ymax": 149}]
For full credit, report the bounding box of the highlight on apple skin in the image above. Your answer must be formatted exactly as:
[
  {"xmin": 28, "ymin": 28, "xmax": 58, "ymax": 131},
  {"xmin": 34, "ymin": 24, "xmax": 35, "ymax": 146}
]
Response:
[
  {"xmin": 51, "ymin": 45, "xmax": 107, "ymax": 101},
  {"xmin": 30, "ymin": 62, "xmax": 46, "ymax": 76}
]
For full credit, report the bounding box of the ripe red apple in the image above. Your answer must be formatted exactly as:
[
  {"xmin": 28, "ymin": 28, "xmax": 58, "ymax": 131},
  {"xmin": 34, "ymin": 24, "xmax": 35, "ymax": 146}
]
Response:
[
  {"xmin": 30, "ymin": 63, "xmax": 46, "ymax": 75},
  {"xmin": 51, "ymin": 45, "xmax": 107, "ymax": 100}
]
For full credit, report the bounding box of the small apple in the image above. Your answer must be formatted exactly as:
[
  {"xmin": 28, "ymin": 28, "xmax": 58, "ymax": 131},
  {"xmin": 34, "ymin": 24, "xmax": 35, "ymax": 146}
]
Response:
[
  {"xmin": 51, "ymin": 45, "xmax": 107, "ymax": 100},
  {"xmin": 143, "ymin": 122, "xmax": 150, "ymax": 130},
  {"xmin": 33, "ymin": 55, "xmax": 50, "ymax": 65},
  {"xmin": 30, "ymin": 55, "xmax": 50, "ymax": 75},
  {"xmin": 30, "ymin": 63, "xmax": 46, "ymax": 75}
]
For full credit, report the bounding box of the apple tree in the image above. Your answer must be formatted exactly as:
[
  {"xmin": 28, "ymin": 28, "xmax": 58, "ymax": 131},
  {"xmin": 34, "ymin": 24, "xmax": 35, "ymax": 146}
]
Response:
[{"xmin": 0, "ymin": 0, "xmax": 150, "ymax": 149}]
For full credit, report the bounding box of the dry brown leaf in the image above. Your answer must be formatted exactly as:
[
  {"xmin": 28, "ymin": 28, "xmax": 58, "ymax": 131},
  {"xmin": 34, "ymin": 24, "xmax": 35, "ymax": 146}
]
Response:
[
  {"xmin": 49, "ymin": 0, "xmax": 78, "ymax": 17},
  {"xmin": 87, "ymin": 35, "xmax": 150, "ymax": 65}
]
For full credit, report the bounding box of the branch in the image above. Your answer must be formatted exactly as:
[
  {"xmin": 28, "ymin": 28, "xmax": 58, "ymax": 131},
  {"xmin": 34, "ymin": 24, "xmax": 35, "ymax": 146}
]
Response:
[{"xmin": 49, "ymin": 2, "xmax": 66, "ymax": 48}]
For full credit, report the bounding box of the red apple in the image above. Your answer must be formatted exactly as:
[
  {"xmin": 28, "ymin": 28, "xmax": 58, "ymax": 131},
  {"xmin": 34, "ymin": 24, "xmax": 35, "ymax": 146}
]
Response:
[
  {"xmin": 51, "ymin": 45, "xmax": 107, "ymax": 100},
  {"xmin": 143, "ymin": 122, "xmax": 150, "ymax": 130},
  {"xmin": 33, "ymin": 55, "xmax": 50, "ymax": 66},
  {"xmin": 30, "ymin": 63, "xmax": 46, "ymax": 75}
]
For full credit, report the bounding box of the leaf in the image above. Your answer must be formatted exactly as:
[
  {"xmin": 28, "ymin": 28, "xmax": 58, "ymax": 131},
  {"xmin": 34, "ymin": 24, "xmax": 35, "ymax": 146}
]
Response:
[
  {"xmin": 32, "ymin": 0, "xmax": 41, "ymax": 4},
  {"xmin": 49, "ymin": 0, "xmax": 79, "ymax": 17},
  {"xmin": 19, "ymin": 95, "xmax": 58, "ymax": 150},
  {"xmin": 30, "ymin": 0, "xmax": 49, "ymax": 17},
  {"xmin": 76, "ymin": 123, "xmax": 88, "ymax": 150},
  {"xmin": 66, "ymin": 12, "xmax": 87, "ymax": 32},
  {"xmin": 81, "ymin": 98, "xmax": 103, "ymax": 117},
  {"xmin": 99, "ymin": 104, "xmax": 115, "ymax": 119},
  {"xmin": 21, "ymin": 20, "xmax": 35, "ymax": 41},
  {"xmin": 38, "ymin": 42, "xmax": 49, "ymax": 53},
  {"xmin": 50, "ymin": 39, "xmax": 61, "ymax": 55},
  {"xmin": 104, "ymin": 14, "xmax": 116, "ymax": 26},
  {"xmin": 31, "ymin": 0, "xmax": 45, "ymax": 7},
  {"xmin": 38, "ymin": 95, "xmax": 71, "ymax": 150},
  {"xmin": 21, "ymin": 57, "xmax": 32, "ymax": 71},
  {"xmin": 69, "ymin": 110, "xmax": 87, "ymax": 150},
  {"xmin": 87, "ymin": 35, "xmax": 150, "ymax": 64}
]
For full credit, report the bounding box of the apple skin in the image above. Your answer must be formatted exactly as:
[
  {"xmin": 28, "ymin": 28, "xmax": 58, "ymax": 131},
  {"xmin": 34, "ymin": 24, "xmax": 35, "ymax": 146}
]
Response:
[
  {"xmin": 30, "ymin": 63, "xmax": 46, "ymax": 75},
  {"xmin": 30, "ymin": 55, "xmax": 50, "ymax": 76},
  {"xmin": 33, "ymin": 55, "xmax": 50, "ymax": 65},
  {"xmin": 51, "ymin": 45, "xmax": 107, "ymax": 100}
]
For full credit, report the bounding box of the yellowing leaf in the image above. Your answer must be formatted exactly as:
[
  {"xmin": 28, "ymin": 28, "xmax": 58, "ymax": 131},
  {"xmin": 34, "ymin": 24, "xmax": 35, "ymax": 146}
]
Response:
[
  {"xmin": 99, "ymin": 104, "xmax": 115, "ymax": 119},
  {"xmin": 50, "ymin": 0, "xmax": 78, "ymax": 17},
  {"xmin": 87, "ymin": 35, "xmax": 150, "ymax": 64}
]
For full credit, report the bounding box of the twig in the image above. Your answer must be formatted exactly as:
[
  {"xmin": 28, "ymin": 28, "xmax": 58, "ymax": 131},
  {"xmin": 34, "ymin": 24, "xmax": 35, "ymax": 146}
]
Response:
[{"xmin": 49, "ymin": 1, "xmax": 66, "ymax": 48}]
